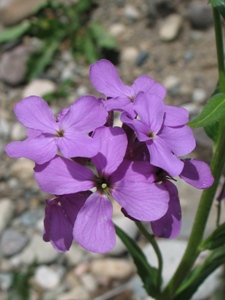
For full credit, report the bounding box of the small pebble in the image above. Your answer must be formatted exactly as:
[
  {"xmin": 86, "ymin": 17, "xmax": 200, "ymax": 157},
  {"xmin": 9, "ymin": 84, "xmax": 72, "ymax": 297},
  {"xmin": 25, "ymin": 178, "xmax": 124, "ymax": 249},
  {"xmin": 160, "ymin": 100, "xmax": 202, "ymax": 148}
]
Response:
[
  {"xmin": 0, "ymin": 199, "xmax": 14, "ymax": 234},
  {"xmin": 192, "ymin": 88, "xmax": 207, "ymax": 104},
  {"xmin": 188, "ymin": 2, "xmax": 213, "ymax": 29},
  {"xmin": 121, "ymin": 47, "xmax": 138, "ymax": 63},
  {"xmin": 135, "ymin": 51, "xmax": 149, "ymax": 66},
  {"xmin": 159, "ymin": 14, "xmax": 182, "ymax": 42},
  {"xmin": 1, "ymin": 228, "xmax": 29, "ymax": 257},
  {"xmin": 124, "ymin": 5, "xmax": 140, "ymax": 21},
  {"xmin": 35, "ymin": 265, "xmax": 61, "ymax": 289}
]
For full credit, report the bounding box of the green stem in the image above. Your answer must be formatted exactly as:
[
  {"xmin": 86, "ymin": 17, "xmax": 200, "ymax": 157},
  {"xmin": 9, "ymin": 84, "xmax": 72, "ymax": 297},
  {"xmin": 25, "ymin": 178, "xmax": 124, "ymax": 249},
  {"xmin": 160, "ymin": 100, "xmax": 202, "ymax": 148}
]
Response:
[
  {"xmin": 213, "ymin": 7, "xmax": 225, "ymax": 94},
  {"xmin": 135, "ymin": 222, "xmax": 163, "ymax": 290},
  {"xmin": 158, "ymin": 6, "xmax": 225, "ymax": 299}
]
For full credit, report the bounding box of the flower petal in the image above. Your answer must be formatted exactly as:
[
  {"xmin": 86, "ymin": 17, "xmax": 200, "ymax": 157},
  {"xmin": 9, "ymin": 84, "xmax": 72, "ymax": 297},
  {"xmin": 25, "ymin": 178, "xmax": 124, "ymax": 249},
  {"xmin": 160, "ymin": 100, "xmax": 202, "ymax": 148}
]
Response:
[
  {"xmin": 164, "ymin": 106, "xmax": 189, "ymax": 127},
  {"xmin": 14, "ymin": 96, "xmax": 56, "ymax": 133},
  {"xmin": 5, "ymin": 135, "xmax": 57, "ymax": 164},
  {"xmin": 104, "ymin": 97, "xmax": 136, "ymax": 117},
  {"xmin": 110, "ymin": 160, "xmax": 156, "ymax": 183},
  {"xmin": 92, "ymin": 126, "xmax": 127, "ymax": 175},
  {"xmin": 132, "ymin": 75, "xmax": 166, "ymax": 99},
  {"xmin": 134, "ymin": 92, "xmax": 165, "ymax": 133},
  {"xmin": 111, "ymin": 180, "xmax": 169, "ymax": 221},
  {"xmin": 60, "ymin": 192, "xmax": 91, "ymax": 224},
  {"xmin": 34, "ymin": 155, "xmax": 94, "ymax": 195},
  {"xmin": 43, "ymin": 198, "xmax": 73, "ymax": 252},
  {"xmin": 60, "ymin": 95, "xmax": 108, "ymax": 132},
  {"xmin": 121, "ymin": 113, "xmax": 149, "ymax": 142},
  {"xmin": 179, "ymin": 159, "xmax": 214, "ymax": 189},
  {"xmin": 151, "ymin": 181, "xmax": 182, "ymax": 239},
  {"xmin": 56, "ymin": 130, "xmax": 99, "ymax": 158},
  {"xmin": 159, "ymin": 125, "xmax": 196, "ymax": 156},
  {"xmin": 73, "ymin": 192, "xmax": 116, "ymax": 253},
  {"xmin": 89, "ymin": 59, "xmax": 133, "ymax": 98},
  {"xmin": 146, "ymin": 137, "xmax": 184, "ymax": 177}
]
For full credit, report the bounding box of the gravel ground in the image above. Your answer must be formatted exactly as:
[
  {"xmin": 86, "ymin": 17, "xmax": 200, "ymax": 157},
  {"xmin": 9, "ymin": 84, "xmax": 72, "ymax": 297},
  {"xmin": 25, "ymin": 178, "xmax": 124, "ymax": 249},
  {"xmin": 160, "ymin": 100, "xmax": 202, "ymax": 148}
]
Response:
[{"xmin": 0, "ymin": 0, "xmax": 222, "ymax": 299}]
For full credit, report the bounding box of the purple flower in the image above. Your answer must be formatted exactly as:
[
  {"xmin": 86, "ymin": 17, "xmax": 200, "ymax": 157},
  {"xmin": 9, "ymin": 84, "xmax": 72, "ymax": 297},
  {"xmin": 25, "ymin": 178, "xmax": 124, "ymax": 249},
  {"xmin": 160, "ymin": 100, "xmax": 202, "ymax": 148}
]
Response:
[
  {"xmin": 34, "ymin": 126, "xmax": 169, "ymax": 253},
  {"xmin": 121, "ymin": 91, "xmax": 196, "ymax": 176},
  {"xmin": 150, "ymin": 159, "xmax": 214, "ymax": 238},
  {"xmin": 89, "ymin": 59, "xmax": 166, "ymax": 117},
  {"xmin": 43, "ymin": 192, "xmax": 91, "ymax": 252},
  {"xmin": 5, "ymin": 95, "xmax": 108, "ymax": 164}
]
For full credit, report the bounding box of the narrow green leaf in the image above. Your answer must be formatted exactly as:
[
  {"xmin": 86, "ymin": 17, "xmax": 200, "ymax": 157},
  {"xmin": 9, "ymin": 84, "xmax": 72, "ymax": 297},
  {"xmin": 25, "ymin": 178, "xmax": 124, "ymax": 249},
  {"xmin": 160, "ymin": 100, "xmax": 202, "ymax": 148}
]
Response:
[
  {"xmin": 0, "ymin": 21, "xmax": 31, "ymax": 43},
  {"xmin": 26, "ymin": 39, "xmax": 60, "ymax": 80},
  {"xmin": 115, "ymin": 225, "xmax": 159, "ymax": 297},
  {"xmin": 174, "ymin": 246, "xmax": 225, "ymax": 300},
  {"xmin": 200, "ymin": 222, "xmax": 225, "ymax": 250},
  {"xmin": 188, "ymin": 93, "xmax": 225, "ymax": 128},
  {"xmin": 89, "ymin": 22, "xmax": 117, "ymax": 49},
  {"xmin": 82, "ymin": 33, "xmax": 101, "ymax": 63},
  {"xmin": 209, "ymin": 0, "xmax": 225, "ymax": 19}
]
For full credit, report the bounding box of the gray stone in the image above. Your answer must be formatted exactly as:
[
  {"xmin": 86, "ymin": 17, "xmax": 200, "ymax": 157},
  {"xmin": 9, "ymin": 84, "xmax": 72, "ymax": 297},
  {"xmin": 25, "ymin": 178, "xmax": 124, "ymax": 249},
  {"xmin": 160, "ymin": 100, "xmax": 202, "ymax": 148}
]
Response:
[
  {"xmin": 135, "ymin": 51, "xmax": 149, "ymax": 67},
  {"xmin": 121, "ymin": 47, "xmax": 138, "ymax": 63},
  {"xmin": 124, "ymin": 5, "xmax": 140, "ymax": 21},
  {"xmin": 0, "ymin": 118, "xmax": 11, "ymax": 139},
  {"xmin": 11, "ymin": 234, "xmax": 60, "ymax": 265},
  {"xmin": 188, "ymin": 2, "xmax": 213, "ymax": 29},
  {"xmin": 0, "ymin": 45, "xmax": 35, "ymax": 85},
  {"xmin": 0, "ymin": 0, "xmax": 46, "ymax": 26},
  {"xmin": 0, "ymin": 228, "xmax": 29, "ymax": 257},
  {"xmin": 109, "ymin": 24, "xmax": 126, "ymax": 37},
  {"xmin": 10, "ymin": 123, "xmax": 26, "ymax": 141},
  {"xmin": 192, "ymin": 88, "xmax": 207, "ymax": 104},
  {"xmin": 19, "ymin": 209, "xmax": 44, "ymax": 227},
  {"xmin": 80, "ymin": 273, "xmax": 98, "ymax": 293},
  {"xmin": 0, "ymin": 273, "xmax": 12, "ymax": 291},
  {"xmin": 65, "ymin": 243, "xmax": 85, "ymax": 266},
  {"xmin": 34, "ymin": 265, "xmax": 61, "ymax": 290},
  {"xmin": 10, "ymin": 158, "xmax": 35, "ymax": 180},
  {"xmin": 163, "ymin": 75, "xmax": 180, "ymax": 96},
  {"xmin": 22, "ymin": 79, "xmax": 57, "ymax": 98},
  {"xmin": 0, "ymin": 198, "xmax": 14, "ymax": 234},
  {"xmin": 90, "ymin": 258, "xmax": 134, "ymax": 280},
  {"xmin": 159, "ymin": 14, "xmax": 182, "ymax": 42}
]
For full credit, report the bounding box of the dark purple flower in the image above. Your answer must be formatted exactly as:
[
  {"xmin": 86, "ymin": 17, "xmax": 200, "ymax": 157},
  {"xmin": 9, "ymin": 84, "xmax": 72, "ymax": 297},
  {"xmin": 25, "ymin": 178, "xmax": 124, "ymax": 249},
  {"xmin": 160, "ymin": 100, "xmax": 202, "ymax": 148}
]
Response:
[
  {"xmin": 121, "ymin": 91, "xmax": 196, "ymax": 176},
  {"xmin": 5, "ymin": 95, "xmax": 108, "ymax": 164},
  {"xmin": 150, "ymin": 159, "xmax": 214, "ymax": 238},
  {"xmin": 43, "ymin": 192, "xmax": 91, "ymax": 252},
  {"xmin": 89, "ymin": 59, "xmax": 166, "ymax": 117},
  {"xmin": 34, "ymin": 126, "xmax": 169, "ymax": 253}
]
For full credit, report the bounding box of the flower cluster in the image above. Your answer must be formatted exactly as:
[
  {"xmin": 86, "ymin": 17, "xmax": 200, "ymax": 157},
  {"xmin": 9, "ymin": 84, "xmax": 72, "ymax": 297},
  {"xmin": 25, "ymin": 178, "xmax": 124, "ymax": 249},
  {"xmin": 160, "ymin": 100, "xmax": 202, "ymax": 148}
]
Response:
[{"xmin": 5, "ymin": 59, "xmax": 214, "ymax": 253}]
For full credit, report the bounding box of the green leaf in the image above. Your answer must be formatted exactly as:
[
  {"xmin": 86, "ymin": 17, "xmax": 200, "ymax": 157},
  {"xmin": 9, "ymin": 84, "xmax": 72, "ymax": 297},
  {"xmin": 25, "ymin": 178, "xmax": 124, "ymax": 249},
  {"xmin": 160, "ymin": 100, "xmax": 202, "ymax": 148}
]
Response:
[
  {"xmin": 209, "ymin": 0, "xmax": 225, "ymax": 19},
  {"xmin": 0, "ymin": 21, "xmax": 31, "ymax": 43},
  {"xmin": 81, "ymin": 33, "xmax": 101, "ymax": 63},
  {"xmin": 90, "ymin": 22, "xmax": 117, "ymax": 49},
  {"xmin": 204, "ymin": 82, "xmax": 220, "ymax": 142},
  {"xmin": 200, "ymin": 222, "xmax": 225, "ymax": 250},
  {"xmin": 174, "ymin": 246, "xmax": 225, "ymax": 300},
  {"xmin": 26, "ymin": 39, "xmax": 60, "ymax": 80},
  {"xmin": 115, "ymin": 225, "xmax": 159, "ymax": 297},
  {"xmin": 188, "ymin": 93, "xmax": 225, "ymax": 128},
  {"xmin": 204, "ymin": 121, "xmax": 219, "ymax": 143}
]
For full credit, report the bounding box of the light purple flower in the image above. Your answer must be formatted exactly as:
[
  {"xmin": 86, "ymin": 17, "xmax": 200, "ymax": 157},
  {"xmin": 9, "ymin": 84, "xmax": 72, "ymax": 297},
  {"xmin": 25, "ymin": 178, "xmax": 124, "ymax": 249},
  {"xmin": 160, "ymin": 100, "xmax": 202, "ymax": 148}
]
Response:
[
  {"xmin": 89, "ymin": 59, "xmax": 166, "ymax": 117},
  {"xmin": 5, "ymin": 95, "xmax": 108, "ymax": 164},
  {"xmin": 34, "ymin": 126, "xmax": 169, "ymax": 253},
  {"xmin": 121, "ymin": 91, "xmax": 196, "ymax": 176}
]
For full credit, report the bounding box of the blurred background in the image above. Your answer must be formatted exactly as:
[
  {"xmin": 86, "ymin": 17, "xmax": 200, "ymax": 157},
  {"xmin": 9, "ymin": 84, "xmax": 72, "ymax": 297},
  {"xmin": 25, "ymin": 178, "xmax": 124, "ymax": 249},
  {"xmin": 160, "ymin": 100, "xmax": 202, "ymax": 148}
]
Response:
[{"xmin": 0, "ymin": 0, "xmax": 224, "ymax": 299}]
